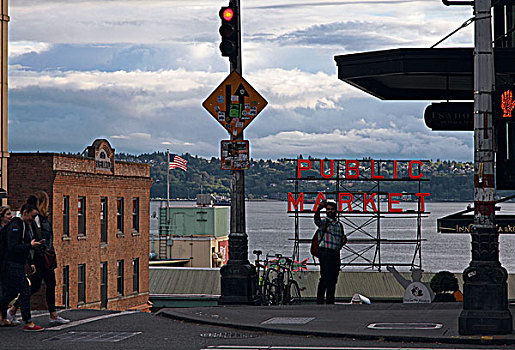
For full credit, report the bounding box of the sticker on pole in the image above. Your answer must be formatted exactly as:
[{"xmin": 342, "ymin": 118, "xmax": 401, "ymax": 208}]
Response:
[
  {"xmin": 221, "ymin": 140, "xmax": 250, "ymax": 170},
  {"xmin": 203, "ymin": 71, "xmax": 267, "ymax": 136}
]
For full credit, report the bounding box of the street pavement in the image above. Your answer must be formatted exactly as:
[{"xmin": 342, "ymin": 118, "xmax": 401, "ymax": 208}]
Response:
[
  {"xmin": 0, "ymin": 304, "xmax": 514, "ymax": 349},
  {"xmin": 159, "ymin": 302, "xmax": 515, "ymax": 346}
]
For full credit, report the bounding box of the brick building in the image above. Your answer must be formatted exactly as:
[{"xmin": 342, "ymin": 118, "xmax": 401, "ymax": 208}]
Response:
[{"xmin": 7, "ymin": 139, "xmax": 152, "ymax": 311}]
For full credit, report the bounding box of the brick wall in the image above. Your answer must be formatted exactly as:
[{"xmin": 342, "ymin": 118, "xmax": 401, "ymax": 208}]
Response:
[{"xmin": 8, "ymin": 151, "xmax": 152, "ymax": 311}]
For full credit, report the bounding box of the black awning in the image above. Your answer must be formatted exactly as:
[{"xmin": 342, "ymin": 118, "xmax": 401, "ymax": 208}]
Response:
[{"xmin": 334, "ymin": 48, "xmax": 515, "ymax": 100}]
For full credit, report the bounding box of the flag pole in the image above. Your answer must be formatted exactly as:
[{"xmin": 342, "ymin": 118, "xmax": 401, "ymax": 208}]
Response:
[{"xmin": 167, "ymin": 149, "xmax": 170, "ymax": 233}]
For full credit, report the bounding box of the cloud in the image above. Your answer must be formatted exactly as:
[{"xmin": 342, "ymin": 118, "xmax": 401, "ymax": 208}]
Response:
[
  {"xmin": 7, "ymin": 0, "xmax": 476, "ymax": 160},
  {"xmin": 252, "ymin": 128, "xmax": 472, "ymax": 160},
  {"xmin": 111, "ymin": 132, "xmax": 151, "ymax": 140},
  {"xmin": 9, "ymin": 41, "xmax": 52, "ymax": 58}
]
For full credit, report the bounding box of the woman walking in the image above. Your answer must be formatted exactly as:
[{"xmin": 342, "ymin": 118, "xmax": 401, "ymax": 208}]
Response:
[
  {"xmin": 7, "ymin": 192, "xmax": 69, "ymax": 325},
  {"xmin": 0, "ymin": 205, "xmax": 13, "ymax": 304},
  {"xmin": 0, "ymin": 203, "xmax": 44, "ymax": 330}
]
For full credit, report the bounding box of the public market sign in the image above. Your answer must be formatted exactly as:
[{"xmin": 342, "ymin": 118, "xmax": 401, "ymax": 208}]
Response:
[{"xmin": 287, "ymin": 159, "xmax": 430, "ymax": 213}]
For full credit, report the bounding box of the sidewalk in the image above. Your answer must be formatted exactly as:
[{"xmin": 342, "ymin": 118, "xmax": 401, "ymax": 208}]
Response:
[{"xmin": 158, "ymin": 303, "xmax": 515, "ymax": 346}]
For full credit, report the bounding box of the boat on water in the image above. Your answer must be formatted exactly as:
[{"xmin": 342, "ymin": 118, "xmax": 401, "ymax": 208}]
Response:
[{"xmin": 212, "ymin": 195, "xmax": 230, "ymax": 206}]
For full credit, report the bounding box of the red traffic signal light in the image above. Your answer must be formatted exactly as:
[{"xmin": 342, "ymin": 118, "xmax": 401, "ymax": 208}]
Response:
[
  {"xmin": 495, "ymin": 84, "xmax": 515, "ymax": 189},
  {"xmin": 222, "ymin": 8, "xmax": 234, "ymax": 21},
  {"xmin": 219, "ymin": 5, "xmax": 238, "ymax": 62}
]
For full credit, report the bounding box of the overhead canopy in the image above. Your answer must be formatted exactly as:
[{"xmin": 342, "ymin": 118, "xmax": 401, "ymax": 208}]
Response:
[{"xmin": 334, "ymin": 48, "xmax": 515, "ymax": 100}]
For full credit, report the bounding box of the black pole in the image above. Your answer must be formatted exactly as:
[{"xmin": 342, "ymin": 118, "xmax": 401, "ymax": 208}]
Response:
[
  {"xmin": 219, "ymin": 0, "xmax": 260, "ymax": 305},
  {"xmin": 458, "ymin": 0, "xmax": 512, "ymax": 334}
]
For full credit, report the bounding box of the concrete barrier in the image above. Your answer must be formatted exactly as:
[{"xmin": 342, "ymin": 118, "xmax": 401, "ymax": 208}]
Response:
[{"xmin": 150, "ymin": 267, "xmax": 515, "ymax": 306}]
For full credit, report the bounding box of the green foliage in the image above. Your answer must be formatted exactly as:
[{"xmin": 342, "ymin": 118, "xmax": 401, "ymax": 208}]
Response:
[
  {"xmin": 430, "ymin": 271, "xmax": 459, "ymax": 293},
  {"xmin": 115, "ymin": 153, "xmax": 475, "ymax": 201}
]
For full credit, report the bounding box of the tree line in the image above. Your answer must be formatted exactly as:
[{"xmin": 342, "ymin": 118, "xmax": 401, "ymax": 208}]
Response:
[{"xmin": 115, "ymin": 153, "xmax": 478, "ymax": 201}]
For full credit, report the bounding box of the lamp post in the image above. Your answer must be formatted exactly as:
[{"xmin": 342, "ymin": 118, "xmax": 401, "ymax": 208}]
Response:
[
  {"xmin": 458, "ymin": 0, "xmax": 512, "ymax": 334},
  {"xmin": 219, "ymin": 0, "xmax": 260, "ymax": 304}
]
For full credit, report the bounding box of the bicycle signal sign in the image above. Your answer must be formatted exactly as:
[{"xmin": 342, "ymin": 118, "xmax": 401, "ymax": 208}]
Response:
[{"xmin": 203, "ymin": 71, "xmax": 268, "ymax": 136}]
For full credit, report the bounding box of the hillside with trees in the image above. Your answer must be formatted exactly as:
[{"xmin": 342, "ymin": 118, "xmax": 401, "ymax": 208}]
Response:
[{"xmin": 116, "ymin": 153, "xmax": 477, "ymax": 201}]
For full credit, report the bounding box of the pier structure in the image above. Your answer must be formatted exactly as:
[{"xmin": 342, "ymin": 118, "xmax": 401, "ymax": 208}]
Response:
[
  {"xmin": 287, "ymin": 159, "xmax": 428, "ymax": 271},
  {"xmin": 333, "ymin": 0, "xmax": 515, "ymax": 335}
]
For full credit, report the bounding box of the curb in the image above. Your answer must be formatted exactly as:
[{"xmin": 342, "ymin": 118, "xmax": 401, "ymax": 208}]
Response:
[{"xmin": 157, "ymin": 309, "xmax": 515, "ymax": 346}]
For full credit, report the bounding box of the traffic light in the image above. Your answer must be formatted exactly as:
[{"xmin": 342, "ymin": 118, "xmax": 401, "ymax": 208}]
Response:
[
  {"xmin": 495, "ymin": 83, "xmax": 515, "ymax": 189},
  {"xmin": 219, "ymin": 3, "xmax": 238, "ymax": 62}
]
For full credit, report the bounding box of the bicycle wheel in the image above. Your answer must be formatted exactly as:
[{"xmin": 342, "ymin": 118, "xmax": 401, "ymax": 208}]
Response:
[
  {"xmin": 286, "ymin": 280, "xmax": 301, "ymax": 305},
  {"xmin": 262, "ymin": 269, "xmax": 279, "ymax": 305}
]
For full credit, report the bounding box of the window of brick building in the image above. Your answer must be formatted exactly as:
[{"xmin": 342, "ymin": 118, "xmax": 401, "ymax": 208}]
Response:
[
  {"xmin": 78, "ymin": 264, "xmax": 86, "ymax": 304},
  {"xmin": 78, "ymin": 196, "xmax": 86, "ymax": 236},
  {"xmin": 100, "ymin": 262, "xmax": 108, "ymax": 309},
  {"xmin": 117, "ymin": 198, "xmax": 124, "ymax": 234},
  {"xmin": 63, "ymin": 196, "xmax": 70, "ymax": 237},
  {"xmin": 132, "ymin": 197, "xmax": 139, "ymax": 233},
  {"xmin": 100, "ymin": 197, "xmax": 108, "ymax": 244},
  {"xmin": 132, "ymin": 258, "xmax": 139, "ymax": 293},
  {"xmin": 117, "ymin": 260, "xmax": 124, "ymax": 295},
  {"xmin": 62, "ymin": 265, "xmax": 69, "ymax": 308}
]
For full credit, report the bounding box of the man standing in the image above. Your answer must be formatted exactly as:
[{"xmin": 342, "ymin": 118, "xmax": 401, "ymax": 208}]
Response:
[
  {"xmin": 314, "ymin": 200, "xmax": 347, "ymax": 304},
  {"xmin": 0, "ymin": 203, "xmax": 44, "ymax": 331}
]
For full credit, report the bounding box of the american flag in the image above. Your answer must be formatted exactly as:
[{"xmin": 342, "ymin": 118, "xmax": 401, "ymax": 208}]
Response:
[{"xmin": 169, "ymin": 155, "xmax": 187, "ymax": 171}]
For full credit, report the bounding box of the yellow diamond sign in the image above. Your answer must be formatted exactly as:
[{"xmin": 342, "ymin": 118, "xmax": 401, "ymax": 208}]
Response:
[{"xmin": 203, "ymin": 71, "xmax": 268, "ymax": 136}]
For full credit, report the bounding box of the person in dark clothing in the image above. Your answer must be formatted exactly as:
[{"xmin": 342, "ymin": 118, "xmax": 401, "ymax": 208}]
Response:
[
  {"xmin": 0, "ymin": 206, "xmax": 13, "ymax": 299},
  {"xmin": 8, "ymin": 192, "xmax": 69, "ymax": 325},
  {"xmin": 314, "ymin": 200, "xmax": 347, "ymax": 304},
  {"xmin": 0, "ymin": 203, "xmax": 44, "ymax": 331}
]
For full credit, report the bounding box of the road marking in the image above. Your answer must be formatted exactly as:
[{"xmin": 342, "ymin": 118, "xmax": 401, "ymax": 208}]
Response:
[
  {"xmin": 201, "ymin": 347, "xmax": 508, "ymax": 350},
  {"xmin": 367, "ymin": 322, "xmax": 443, "ymax": 330},
  {"xmin": 46, "ymin": 310, "xmax": 138, "ymax": 331},
  {"xmin": 44, "ymin": 331, "xmax": 142, "ymax": 342}
]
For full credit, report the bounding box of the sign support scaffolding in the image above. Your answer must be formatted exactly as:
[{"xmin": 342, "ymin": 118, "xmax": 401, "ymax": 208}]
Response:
[{"xmin": 288, "ymin": 159, "xmax": 428, "ymax": 271}]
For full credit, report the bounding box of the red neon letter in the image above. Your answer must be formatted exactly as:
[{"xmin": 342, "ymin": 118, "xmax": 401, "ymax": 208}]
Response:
[
  {"xmin": 388, "ymin": 193, "xmax": 403, "ymax": 213},
  {"xmin": 320, "ymin": 159, "xmax": 334, "ymax": 179},
  {"xmin": 393, "ymin": 160, "xmax": 398, "ymax": 179},
  {"xmin": 363, "ymin": 193, "xmax": 377, "ymax": 212},
  {"xmin": 312, "ymin": 192, "xmax": 326, "ymax": 212},
  {"xmin": 346, "ymin": 160, "xmax": 359, "ymax": 179},
  {"xmin": 409, "ymin": 160, "xmax": 423, "ymax": 179},
  {"xmin": 288, "ymin": 192, "xmax": 304, "ymax": 212},
  {"xmin": 371, "ymin": 160, "xmax": 384, "ymax": 179},
  {"xmin": 297, "ymin": 160, "xmax": 311, "ymax": 178},
  {"xmin": 415, "ymin": 193, "xmax": 430, "ymax": 212},
  {"xmin": 339, "ymin": 192, "xmax": 353, "ymax": 212}
]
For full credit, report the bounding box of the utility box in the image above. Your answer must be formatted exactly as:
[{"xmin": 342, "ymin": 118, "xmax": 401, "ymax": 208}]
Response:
[
  {"xmin": 157, "ymin": 206, "xmax": 229, "ymax": 267},
  {"xmin": 158, "ymin": 206, "xmax": 228, "ymax": 237}
]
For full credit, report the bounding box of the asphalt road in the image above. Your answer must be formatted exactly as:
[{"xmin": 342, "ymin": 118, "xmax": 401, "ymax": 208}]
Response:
[{"xmin": 0, "ymin": 309, "xmax": 512, "ymax": 349}]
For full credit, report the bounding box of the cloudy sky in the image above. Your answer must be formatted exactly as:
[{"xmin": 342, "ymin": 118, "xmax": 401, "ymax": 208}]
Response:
[{"xmin": 8, "ymin": 0, "xmax": 475, "ymax": 160}]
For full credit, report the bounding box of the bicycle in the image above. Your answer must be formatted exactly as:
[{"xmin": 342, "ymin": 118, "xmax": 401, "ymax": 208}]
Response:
[
  {"xmin": 252, "ymin": 249, "xmax": 266, "ymax": 304},
  {"xmin": 257, "ymin": 253, "xmax": 301, "ymax": 305}
]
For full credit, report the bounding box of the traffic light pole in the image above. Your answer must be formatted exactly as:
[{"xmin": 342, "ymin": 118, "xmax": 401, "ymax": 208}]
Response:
[
  {"xmin": 219, "ymin": 0, "xmax": 260, "ymax": 305},
  {"xmin": 458, "ymin": 0, "xmax": 512, "ymax": 334}
]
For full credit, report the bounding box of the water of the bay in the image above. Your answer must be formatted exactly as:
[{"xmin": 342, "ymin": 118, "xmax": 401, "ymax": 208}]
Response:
[{"xmin": 150, "ymin": 200, "xmax": 515, "ymax": 273}]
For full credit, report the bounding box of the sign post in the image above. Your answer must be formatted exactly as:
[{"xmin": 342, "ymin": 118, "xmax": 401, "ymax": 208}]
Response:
[
  {"xmin": 204, "ymin": 0, "xmax": 267, "ymax": 305},
  {"xmin": 458, "ymin": 0, "xmax": 512, "ymax": 335}
]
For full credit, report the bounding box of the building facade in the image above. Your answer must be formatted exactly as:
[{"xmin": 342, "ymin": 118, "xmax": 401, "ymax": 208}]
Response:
[{"xmin": 8, "ymin": 139, "xmax": 152, "ymax": 310}]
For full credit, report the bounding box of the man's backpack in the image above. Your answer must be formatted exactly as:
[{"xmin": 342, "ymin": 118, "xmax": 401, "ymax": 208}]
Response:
[
  {"xmin": 0, "ymin": 222, "xmax": 11, "ymax": 268},
  {"xmin": 310, "ymin": 220, "xmax": 347, "ymax": 257},
  {"xmin": 310, "ymin": 228, "xmax": 321, "ymax": 257},
  {"xmin": 310, "ymin": 220, "xmax": 328, "ymax": 257},
  {"xmin": 0, "ymin": 218, "xmax": 25, "ymax": 268}
]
